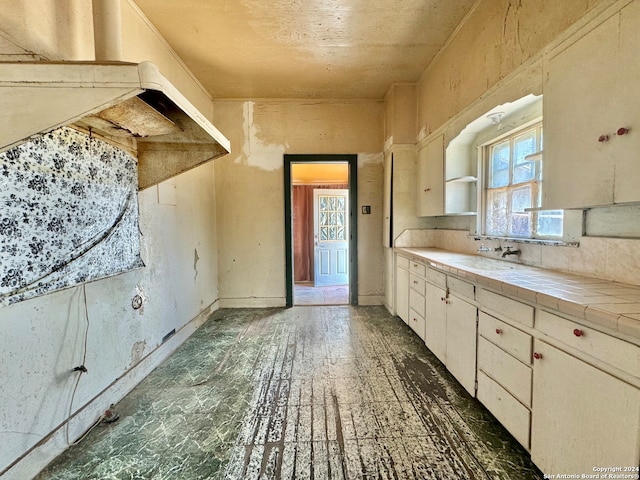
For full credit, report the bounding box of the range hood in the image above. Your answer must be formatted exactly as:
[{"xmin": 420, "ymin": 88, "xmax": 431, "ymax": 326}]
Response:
[{"xmin": 0, "ymin": 61, "xmax": 230, "ymax": 189}]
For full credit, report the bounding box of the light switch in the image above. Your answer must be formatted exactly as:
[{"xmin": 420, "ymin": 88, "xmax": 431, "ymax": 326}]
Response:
[{"xmin": 362, "ymin": 205, "xmax": 371, "ymax": 214}]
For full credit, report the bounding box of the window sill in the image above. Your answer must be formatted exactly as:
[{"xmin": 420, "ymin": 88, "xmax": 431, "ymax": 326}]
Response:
[{"xmin": 471, "ymin": 235, "xmax": 579, "ymax": 247}]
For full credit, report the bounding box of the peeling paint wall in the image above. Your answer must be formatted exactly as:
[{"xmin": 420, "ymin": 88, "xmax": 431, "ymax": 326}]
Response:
[
  {"xmin": 0, "ymin": 2, "xmax": 221, "ymax": 477},
  {"xmin": 213, "ymin": 100, "xmax": 385, "ymax": 307},
  {"xmin": 417, "ymin": 0, "xmax": 603, "ymax": 136}
]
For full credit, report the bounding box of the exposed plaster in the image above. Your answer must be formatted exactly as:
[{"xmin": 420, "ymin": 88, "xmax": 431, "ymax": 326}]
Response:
[
  {"xmin": 239, "ymin": 102, "xmax": 286, "ymax": 171},
  {"xmin": 135, "ymin": 284, "xmax": 148, "ymax": 315},
  {"xmin": 130, "ymin": 341, "xmax": 146, "ymax": 367},
  {"xmin": 357, "ymin": 153, "xmax": 384, "ymax": 167}
]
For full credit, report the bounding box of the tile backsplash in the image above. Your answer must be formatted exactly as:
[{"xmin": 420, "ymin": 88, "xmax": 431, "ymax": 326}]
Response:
[{"xmin": 396, "ymin": 229, "xmax": 640, "ymax": 287}]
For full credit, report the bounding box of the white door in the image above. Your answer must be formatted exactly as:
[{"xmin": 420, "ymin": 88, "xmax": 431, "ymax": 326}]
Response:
[{"xmin": 313, "ymin": 189, "xmax": 349, "ymax": 286}]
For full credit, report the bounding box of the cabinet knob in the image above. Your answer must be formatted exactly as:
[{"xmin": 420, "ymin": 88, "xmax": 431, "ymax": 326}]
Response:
[
  {"xmin": 533, "ymin": 352, "xmax": 543, "ymax": 360},
  {"xmin": 425, "ymin": 188, "xmax": 431, "ymax": 192},
  {"xmin": 573, "ymin": 328, "xmax": 584, "ymax": 337},
  {"xmin": 598, "ymin": 134, "xmax": 610, "ymax": 142},
  {"xmin": 617, "ymin": 127, "xmax": 629, "ymax": 136},
  {"xmin": 495, "ymin": 328, "xmax": 502, "ymax": 335}
]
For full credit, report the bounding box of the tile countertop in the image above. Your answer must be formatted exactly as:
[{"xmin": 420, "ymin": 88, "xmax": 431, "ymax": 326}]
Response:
[{"xmin": 396, "ymin": 247, "xmax": 640, "ymax": 343}]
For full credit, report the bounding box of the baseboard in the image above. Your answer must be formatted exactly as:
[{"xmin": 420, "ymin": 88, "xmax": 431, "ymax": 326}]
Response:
[
  {"xmin": 3, "ymin": 300, "xmax": 219, "ymax": 480},
  {"xmin": 357, "ymin": 295, "xmax": 384, "ymax": 306},
  {"xmin": 219, "ymin": 297, "xmax": 286, "ymax": 308}
]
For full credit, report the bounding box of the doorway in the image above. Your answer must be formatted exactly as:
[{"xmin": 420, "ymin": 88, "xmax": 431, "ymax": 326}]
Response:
[{"xmin": 284, "ymin": 155, "xmax": 358, "ymax": 307}]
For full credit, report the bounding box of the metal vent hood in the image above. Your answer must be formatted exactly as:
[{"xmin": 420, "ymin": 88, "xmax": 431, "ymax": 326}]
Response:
[{"xmin": 0, "ymin": 61, "xmax": 230, "ymax": 189}]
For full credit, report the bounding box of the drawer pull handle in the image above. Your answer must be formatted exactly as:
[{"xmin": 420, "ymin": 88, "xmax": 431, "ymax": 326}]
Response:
[
  {"xmin": 495, "ymin": 328, "xmax": 502, "ymax": 335},
  {"xmin": 573, "ymin": 328, "xmax": 584, "ymax": 337},
  {"xmin": 533, "ymin": 352, "xmax": 543, "ymax": 360},
  {"xmin": 413, "ymin": 280, "xmax": 418, "ymax": 284}
]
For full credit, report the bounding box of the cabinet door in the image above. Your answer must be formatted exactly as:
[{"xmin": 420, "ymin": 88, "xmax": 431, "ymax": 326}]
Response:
[
  {"xmin": 396, "ymin": 265, "xmax": 409, "ymax": 323},
  {"xmin": 531, "ymin": 341, "xmax": 640, "ymax": 475},
  {"xmin": 611, "ymin": 0, "xmax": 640, "ymax": 203},
  {"xmin": 543, "ymin": 15, "xmax": 617, "ymax": 209},
  {"xmin": 445, "ymin": 294, "xmax": 477, "ymax": 396},
  {"xmin": 544, "ymin": 4, "xmax": 640, "ymax": 209},
  {"xmin": 425, "ymin": 283, "xmax": 447, "ymax": 363},
  {"xmin": 416, "ymin": 134, "xmax": 444, "ymax": 216}
]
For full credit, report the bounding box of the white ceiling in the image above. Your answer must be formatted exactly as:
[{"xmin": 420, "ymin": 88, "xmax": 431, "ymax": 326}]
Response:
[{"xmin": 134, "ymin": 0, "xmax": 477, "ymax": 99}]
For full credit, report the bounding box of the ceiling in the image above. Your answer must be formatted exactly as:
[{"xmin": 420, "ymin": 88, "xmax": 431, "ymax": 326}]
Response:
[{"xmin": 133, "ymin": 0, "xmax": 476, "ymax": 100}]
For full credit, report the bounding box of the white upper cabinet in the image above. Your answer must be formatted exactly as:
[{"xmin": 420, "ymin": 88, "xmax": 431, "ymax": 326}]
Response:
[
  {"xmin": 416, "ymin": 134, "xmax": 445, "ymax": 216},
  {"xmin": 543, "ymin": 1, "xmax": 640, "ymax": 209}
]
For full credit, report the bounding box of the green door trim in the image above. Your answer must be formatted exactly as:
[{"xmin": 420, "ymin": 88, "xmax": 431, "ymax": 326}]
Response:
[{"xmin": 284, "ymin": 154, "xmax": 358, "ymax": 307}]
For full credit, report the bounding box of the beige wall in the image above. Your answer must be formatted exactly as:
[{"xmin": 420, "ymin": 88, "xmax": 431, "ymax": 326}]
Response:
[
  {"xmin": 0, "ymin": 2, "xmax": 222, "ymax": 477},
  {"xmin": 384, "ymin": 84, "xmax": 417, "ymax": 146},
  {"xmin": 213, "ymin": 100, "xmax": 385, "ymax": 306},
  {"xmin": 417, "ymin": 0, "xmax": 604, "ymax": 137}
]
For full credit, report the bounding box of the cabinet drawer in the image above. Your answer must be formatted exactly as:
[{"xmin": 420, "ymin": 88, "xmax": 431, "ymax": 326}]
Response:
[
  {"xmin": 409, "ymin": 288, "xmax": 425, "ymax": 318},
  {"xmin": 397, "ymin": 255, "xmax": 410, "ymax": 270},
  {"xmin": 478, "ymin": 336, "xmax": 532, "ymax": 407},
  {"xmin": 536, "ymin": 310, "xmax": 640, "ymax": 377},
  {"xmin": 408, "ymin": 308, "xmax": 426, "ymax": 340},
  {"xmin": 410, "ymin": 260, "xmax": 426, "ymax": 277},
  {"xmin": 478, "ymin": 289, "xmax": 534, "ymax": 328},
  {"xmin": 409, "ymin": 274, "xmax": 426, "ymax": 296},
  {"xmin": 448, "ymin": 276, "xmax": 474, "ymax": 301},
  {"xmin": 427, "ymin": 268, "xmax": 447, "ymax": 288},
  {"xmin": 479, "ymin": 312, "xmax": 532, "ymax": 365},
  {"xmin": 477, "ymin": 370, "xmax": 531, "ymax": 450}
]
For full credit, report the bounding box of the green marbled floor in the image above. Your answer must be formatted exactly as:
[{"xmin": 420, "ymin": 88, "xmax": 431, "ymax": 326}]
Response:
[{"xmin": 36, "ymin": 306, "xmax": 542, "ymax": 479}]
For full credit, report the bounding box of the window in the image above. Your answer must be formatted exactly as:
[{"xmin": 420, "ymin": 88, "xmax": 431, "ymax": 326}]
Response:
[{"xmin": 483, "ymin": 122, "xmax": 563, "ymax": 239}]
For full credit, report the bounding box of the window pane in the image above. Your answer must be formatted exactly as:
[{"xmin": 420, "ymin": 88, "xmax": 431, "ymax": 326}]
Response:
[
  {"xmin": 486, "ymin": 189, "xmax": 508, "ymax": 236},
  {"xmin": 537, "ymin": 210, "xmax": 563, "ymax": 237},
  {"xmin": 483, "ymin": 121, "xmax": 561, "ymax": 240},
  {"xmin": 513, "ymin": 131, "xmax": 536, "ymax": 184},
  {"xmin": 489, "ymin": 142, "xmax": 510, "ymax": 188},
  {"xmin": 511, "ymin": 185, "xmax": 531, "ymax": 213},
  {"xmin": 510, "ymin": 213, "xmax": 531, "ymax": 237}
]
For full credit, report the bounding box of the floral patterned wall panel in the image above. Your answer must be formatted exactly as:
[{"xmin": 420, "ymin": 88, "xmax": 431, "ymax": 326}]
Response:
[{"xmin": 0, "ymin": 127, "xmax": 144, "ymax": 306}]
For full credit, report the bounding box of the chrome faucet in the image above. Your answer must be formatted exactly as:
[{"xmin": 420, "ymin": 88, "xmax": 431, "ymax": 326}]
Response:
[
  {"xmin": 501, "ymin": 246, "xmax": 521, "ymax": 258},
  {"xmin": 477, "ymin": 244, "xmax": 502, "ymax": 253}
]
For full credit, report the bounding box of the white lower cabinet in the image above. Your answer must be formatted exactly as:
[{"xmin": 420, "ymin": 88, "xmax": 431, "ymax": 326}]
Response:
[
  {"xmin": 531, "ymin": 340, "xmax": 640, "ymax": 476},
  {"xmin": 445, "ymin": 290, "xmax": 477, "ymax": 395},
  {"xmin": 394, "ymin": 252, "xmax": 640, "ymax": 476},
  {"xmin": 424, "ymin": 272, "xmax": 477, "ymax": 395},
  {"xmin": 395, "ymin": 256, "xmax": 410, "ymax": 323},
  {"xmin": 477, "ymin": 371, "xmax": 531, "ymax": 449},
  {"xmin": 477, "ymin": 311, "xmax": 533, "ymax": 449},
  {"xmin": 425, "ymin": 282, "xmax": 447, "ymax": 363},
  {"xmin": 396, "ymin": 254, "xmax": 427, "ymax": 339}
]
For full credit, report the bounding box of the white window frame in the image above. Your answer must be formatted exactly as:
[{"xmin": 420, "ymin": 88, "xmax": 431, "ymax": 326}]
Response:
[{"xmin": 479, "ymin": 120, "xmax": 563, "ymax": 241}]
